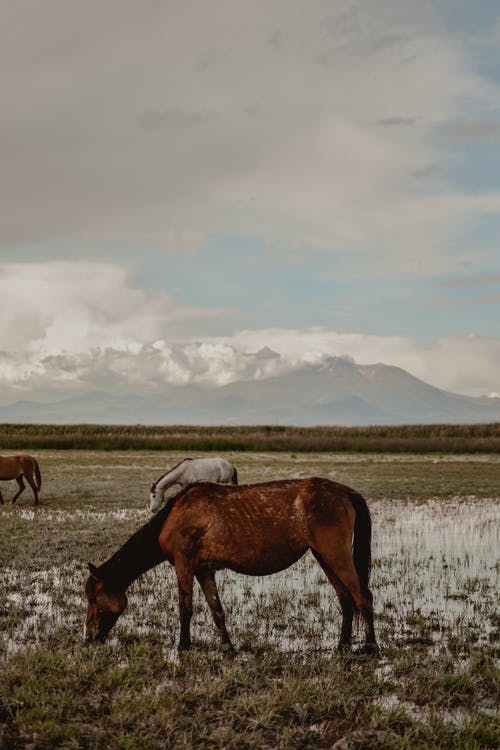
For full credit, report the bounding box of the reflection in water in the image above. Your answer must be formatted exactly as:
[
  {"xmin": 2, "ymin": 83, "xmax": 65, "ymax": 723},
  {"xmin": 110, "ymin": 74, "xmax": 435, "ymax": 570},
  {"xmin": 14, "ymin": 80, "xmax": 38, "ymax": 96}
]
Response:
[{"xmin": 372, "ymin": 496, "xmax": 499, "ymax": 648}]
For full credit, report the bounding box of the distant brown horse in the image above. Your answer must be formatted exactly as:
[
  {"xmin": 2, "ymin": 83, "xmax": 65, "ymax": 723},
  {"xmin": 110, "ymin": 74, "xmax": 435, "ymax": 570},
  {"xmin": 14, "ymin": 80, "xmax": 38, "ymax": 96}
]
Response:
[
  {"xmin": 0, "ymin": 454, "xmax": 42, "ymax": 505},
  {"xmin": 84, "ymin": 478, "xmax": 377, "ymax": 654}
]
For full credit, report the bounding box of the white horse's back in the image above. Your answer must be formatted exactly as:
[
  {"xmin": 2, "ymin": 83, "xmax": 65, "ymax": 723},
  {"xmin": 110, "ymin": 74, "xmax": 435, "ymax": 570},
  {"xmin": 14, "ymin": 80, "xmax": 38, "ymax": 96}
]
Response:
[{"xmin": 149, "ymin": 456, "xmax": 237, "ymax": 512}]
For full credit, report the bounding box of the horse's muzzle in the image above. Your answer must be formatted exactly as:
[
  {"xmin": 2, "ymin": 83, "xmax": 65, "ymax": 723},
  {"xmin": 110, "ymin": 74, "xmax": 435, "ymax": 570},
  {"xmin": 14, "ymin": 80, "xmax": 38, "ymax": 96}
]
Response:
[{"xmin": 84, "ymin": 612, "xmax": 119, "ymax": 644}]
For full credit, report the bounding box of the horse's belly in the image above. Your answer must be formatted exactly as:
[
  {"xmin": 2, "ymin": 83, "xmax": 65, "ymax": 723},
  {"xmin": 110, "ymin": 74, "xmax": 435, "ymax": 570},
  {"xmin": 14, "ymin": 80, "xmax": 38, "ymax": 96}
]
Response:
[{"xmin": 214, "ymin": 544, "xmax": 308, "ymax": 577}]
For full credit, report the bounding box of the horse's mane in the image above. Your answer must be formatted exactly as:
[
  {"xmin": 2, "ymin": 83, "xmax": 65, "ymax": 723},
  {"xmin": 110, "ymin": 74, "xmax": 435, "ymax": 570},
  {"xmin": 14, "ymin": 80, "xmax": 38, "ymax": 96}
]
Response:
[
  {"xmin": 97, "ymin": 498, "xmax": 180, "ymax": 590},
  {"xmin": 152, "ymin": 457, "xmax": 193, "ymax": 489}
]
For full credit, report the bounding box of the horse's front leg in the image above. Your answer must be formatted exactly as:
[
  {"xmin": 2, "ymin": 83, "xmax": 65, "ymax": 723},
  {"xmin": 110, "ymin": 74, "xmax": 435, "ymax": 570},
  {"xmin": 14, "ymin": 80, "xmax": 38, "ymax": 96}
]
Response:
[
  {"xmin": 175, "ymin": 562, "xmax": 194, "ymax": 652},
  {"xmin": 0, "ymin": 486, "xmax": 4, "ymax": 504},
  {"xmin": 196, "ymin": 568, "xmax": 234, "ymax": 654},
  {"xmin": 11, "ymin": 477, "xmax": 25, "ymax": 504}
]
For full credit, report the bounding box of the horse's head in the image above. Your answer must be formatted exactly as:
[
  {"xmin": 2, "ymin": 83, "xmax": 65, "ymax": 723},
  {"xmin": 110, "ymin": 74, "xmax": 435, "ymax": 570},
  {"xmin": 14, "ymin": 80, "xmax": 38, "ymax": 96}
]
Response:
[
  {"xmin": 149, "ymin": 482, "xmax": 163, "ymax": 513},
  {"xmin": 84, "ymin": 563, "xmax": 127, "ymax": 643}
]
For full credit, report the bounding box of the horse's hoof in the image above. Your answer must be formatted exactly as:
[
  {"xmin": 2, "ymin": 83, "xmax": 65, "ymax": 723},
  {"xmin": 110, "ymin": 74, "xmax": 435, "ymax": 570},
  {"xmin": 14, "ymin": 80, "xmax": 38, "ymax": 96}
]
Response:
[{"xmin": 221, "ymin": 642, "xmax": 235, "ymax": 656}]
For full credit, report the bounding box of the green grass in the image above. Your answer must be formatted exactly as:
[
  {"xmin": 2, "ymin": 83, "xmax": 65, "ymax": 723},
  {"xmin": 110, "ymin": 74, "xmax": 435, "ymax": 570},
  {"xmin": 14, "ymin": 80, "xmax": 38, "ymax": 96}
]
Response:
[
  {"xmin": 1, "ymin": 422, "xmax": 500, "ymax": 452},
  {"xmin": 1, "ymin": 644, "xmax": 497, "ymax": 749},
  {"xmin": 0, "ymin": 450, "xmax": 498, "ymax": 748}
]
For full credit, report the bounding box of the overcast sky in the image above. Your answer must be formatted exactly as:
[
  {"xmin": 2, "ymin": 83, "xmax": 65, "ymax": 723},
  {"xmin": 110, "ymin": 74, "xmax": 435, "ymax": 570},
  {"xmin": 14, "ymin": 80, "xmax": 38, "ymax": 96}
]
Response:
[{"xmin": 1, "ymin": 0, "xmax": 500, "ymax": 403}]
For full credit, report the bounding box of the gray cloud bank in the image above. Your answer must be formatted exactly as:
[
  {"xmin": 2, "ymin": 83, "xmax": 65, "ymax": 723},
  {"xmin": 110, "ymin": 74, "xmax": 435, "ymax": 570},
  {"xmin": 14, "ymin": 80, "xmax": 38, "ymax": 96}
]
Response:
[{"xmin": 1, "ymin": 1, "xmax": 500, "ymax": 275}]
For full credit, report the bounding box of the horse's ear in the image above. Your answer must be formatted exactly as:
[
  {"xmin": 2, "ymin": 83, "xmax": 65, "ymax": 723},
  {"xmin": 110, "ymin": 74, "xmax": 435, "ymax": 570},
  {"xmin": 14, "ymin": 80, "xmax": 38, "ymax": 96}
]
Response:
[{"xmin": 87, "ymin": 562, "xmax": 99, "ymax": 580}]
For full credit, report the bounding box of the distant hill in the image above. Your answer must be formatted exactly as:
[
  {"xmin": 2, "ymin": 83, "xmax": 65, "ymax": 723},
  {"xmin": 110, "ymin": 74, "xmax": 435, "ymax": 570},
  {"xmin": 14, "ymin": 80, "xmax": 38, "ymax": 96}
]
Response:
[{"xmin": 1, "ymin": 357, "xmax": 500, "ymax": 425}]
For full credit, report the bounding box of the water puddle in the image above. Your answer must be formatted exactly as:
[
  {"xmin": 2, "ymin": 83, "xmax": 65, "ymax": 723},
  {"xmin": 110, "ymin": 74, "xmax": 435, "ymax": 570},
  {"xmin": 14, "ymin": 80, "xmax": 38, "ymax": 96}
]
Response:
[{"xmin": 372, "ymin": 496, "xmax": 499, "ymax": 649}]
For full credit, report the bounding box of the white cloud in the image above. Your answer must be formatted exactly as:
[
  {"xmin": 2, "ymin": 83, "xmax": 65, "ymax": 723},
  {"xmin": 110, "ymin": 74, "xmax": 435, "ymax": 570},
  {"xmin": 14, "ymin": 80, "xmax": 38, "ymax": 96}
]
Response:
[{"xmin": 0, "ymin": 261, "xmax": 219, "ymax": 356}]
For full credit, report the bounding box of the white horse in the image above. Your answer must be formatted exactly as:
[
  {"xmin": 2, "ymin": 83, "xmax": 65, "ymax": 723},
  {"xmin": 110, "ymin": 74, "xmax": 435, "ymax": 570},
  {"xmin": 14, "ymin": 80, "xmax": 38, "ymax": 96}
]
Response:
[{"xmin": 149, "ymin": 457, "xmax": 238, "ymax": 513}]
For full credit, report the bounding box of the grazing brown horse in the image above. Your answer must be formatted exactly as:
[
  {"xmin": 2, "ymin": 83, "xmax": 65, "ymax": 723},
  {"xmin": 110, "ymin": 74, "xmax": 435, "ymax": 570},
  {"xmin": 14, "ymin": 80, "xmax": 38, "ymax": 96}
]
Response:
[
  {"xmin": 84, "ymin": 478, "xmax": 377, "ymax": 654},
  {"xmin": 0, "ymin": 454, "xmax": 42, "ymax": 505}
]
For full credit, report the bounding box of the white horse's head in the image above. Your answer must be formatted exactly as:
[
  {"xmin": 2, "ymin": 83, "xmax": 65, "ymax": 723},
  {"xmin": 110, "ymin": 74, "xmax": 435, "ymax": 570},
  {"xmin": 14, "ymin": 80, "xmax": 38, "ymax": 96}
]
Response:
[
  {"xmin": 149, "ymin": 481, "xmax": 184, "ymax": 513},
  {"xmin": 149, "ymin": 482, "xmax": 163, "ymax": 513}
]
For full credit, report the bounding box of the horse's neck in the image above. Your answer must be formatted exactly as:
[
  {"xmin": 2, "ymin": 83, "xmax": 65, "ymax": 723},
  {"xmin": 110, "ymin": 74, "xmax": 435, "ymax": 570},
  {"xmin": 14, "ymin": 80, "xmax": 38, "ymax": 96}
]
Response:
[
  {"xmin": 98, "ymin": 513, "xmax": 167, "ymax": 590},
  {"xmin": 157, "ymin": 460, "xmax": 189, "ymax": 491}
]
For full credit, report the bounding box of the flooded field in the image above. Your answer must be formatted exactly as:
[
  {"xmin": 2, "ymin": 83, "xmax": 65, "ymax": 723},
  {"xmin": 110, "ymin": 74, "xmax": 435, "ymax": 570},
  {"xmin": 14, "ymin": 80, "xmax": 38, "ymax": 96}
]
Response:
[{"xmin": 0, "ymin": 451, "xmax": 498, "ymax": 749}]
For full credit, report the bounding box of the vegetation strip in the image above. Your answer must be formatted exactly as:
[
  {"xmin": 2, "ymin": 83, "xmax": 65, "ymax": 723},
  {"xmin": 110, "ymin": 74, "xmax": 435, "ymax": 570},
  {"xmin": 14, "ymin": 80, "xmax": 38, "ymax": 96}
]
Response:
[{"xmin": 1, "ymin": 422, "xmax": 500, "ymax": 452}]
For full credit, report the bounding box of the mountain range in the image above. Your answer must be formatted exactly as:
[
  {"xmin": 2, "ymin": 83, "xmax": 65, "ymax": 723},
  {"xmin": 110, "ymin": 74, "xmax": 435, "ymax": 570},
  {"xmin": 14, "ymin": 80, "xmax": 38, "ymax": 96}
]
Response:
[{"xmin": 1, "ymin": 357, "xmax": 499, "ymax": 425}]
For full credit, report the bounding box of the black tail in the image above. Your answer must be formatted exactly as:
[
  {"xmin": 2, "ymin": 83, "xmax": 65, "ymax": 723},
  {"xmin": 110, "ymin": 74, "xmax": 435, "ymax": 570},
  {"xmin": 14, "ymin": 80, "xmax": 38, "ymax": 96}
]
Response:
[
  {"xmin": 349, "ymin": 491, "xmax": 372, "ymax": 590},
  {"xmin": 34, "ymin": 459, "xmax": 42, "ymax": 491},
  {"xmin": 231, "ymin": 467, "xmax": 238, "ymax": 485}
]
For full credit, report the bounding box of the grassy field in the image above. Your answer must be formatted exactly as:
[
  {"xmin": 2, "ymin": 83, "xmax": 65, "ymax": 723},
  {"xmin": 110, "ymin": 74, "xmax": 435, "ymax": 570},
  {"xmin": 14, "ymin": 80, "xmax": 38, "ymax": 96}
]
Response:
[
  {"xmin": 0, "ymin": 451, "xmax": 499, "ymax": 749},
  {"xmin": 1, "ymin": 422, "xmax": 500, "ymax": 453}
]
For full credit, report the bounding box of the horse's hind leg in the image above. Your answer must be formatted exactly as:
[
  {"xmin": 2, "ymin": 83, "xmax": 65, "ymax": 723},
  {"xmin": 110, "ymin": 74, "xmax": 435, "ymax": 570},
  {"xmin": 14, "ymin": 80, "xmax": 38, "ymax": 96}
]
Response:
[
  {"xmin": 11, "ymin": 477, "xmax": 26, "ymax": 504},
  {"xmin": 0, "ymin": 486, "xmax": 3, "ymax": 504},
  {"xmin": 25, "ymin": 472, "xmax": 40, "ymax": 505},
  {"xmin": 338, "ymin": 562, "xmax": 376, "ymax": 652},
  {"xmin": 312, "ymin": 551, "xmax": 356, "ymax": 650},
  {"xmin": 312, "ymin": 540, "xmax": 377, "ymax": 653},
  {"xmin": 196, "ymin": 569, "xmax": 234, "ymax": 653}
]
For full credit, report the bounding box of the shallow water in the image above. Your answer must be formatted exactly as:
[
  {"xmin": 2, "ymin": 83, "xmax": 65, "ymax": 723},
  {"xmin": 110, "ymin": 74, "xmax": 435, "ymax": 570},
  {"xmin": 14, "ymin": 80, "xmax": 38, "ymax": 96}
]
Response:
[
  {"xmin": 9, "ymin": 507, "xmax": 146, "ymax": 523},
  {"xmin": 372, "ymin": 496, "xmax": 499, "ymax": 648},
  {"xmin": 214, "ymin": 495, "xmax": 499, "ymax": 652}
]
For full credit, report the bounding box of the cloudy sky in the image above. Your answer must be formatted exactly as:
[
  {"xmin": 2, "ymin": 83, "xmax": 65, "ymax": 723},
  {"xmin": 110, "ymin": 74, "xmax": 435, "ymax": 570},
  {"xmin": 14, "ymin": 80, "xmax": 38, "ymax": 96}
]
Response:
[{"xmin": 1, "ymin": 0, "xmax": 500, "ymax": 405}]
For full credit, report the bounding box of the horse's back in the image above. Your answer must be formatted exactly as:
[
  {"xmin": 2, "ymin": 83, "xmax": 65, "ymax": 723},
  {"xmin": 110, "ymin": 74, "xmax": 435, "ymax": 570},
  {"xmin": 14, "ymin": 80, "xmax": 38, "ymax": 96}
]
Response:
[
  {"xmin": 187, "ymin": 456, "xmax": 234, "ymax": 482},
  {"xmin": 161, "ymin": 479, "xmax": 309, "ymax": 573},
  {"xmin": 169, "ymin": 477, "xmax": 357, "ymax": 536},
  {"xmin": 177, "ymin": 475, "xmax": 355, "ymax": 505},
  {"xmin": 160, "ymin": 477, "xmax": 359, "ymax": 575}
]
